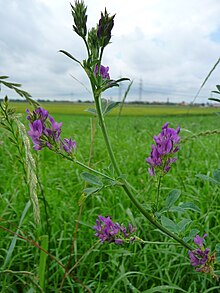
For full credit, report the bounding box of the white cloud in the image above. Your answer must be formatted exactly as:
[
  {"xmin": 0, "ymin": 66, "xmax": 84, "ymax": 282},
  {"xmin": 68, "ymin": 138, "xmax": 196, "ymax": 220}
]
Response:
[{"xmin": 0, "ymin": 0, "xmax": 219, "ymax": 103}]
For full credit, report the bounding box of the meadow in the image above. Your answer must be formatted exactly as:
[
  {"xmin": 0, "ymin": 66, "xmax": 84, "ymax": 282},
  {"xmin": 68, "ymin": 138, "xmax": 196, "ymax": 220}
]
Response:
[
  {"xmin": 0, "ymin": 102, "xmax": 220, "ymax": 292},
  {"xmin": 9, "ymin": 101, "xmax": 219, "ymax": 116}
]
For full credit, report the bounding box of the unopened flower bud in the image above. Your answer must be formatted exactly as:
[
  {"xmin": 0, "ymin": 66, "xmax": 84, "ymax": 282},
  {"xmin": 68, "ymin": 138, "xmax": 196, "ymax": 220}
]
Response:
[
  {"xmin": 71, "ymin": 1, "xmax": 88, "ymax": 38},
  {"xmin": 97, "ymin": 8, "xmax": 115, "ymax": 48}
]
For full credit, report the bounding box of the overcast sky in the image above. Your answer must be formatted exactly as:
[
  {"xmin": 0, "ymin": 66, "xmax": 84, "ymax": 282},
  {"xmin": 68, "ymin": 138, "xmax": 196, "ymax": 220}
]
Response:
[{"xmin": 0, "ymin": 0, "xmax": 220, "ymax": 103}]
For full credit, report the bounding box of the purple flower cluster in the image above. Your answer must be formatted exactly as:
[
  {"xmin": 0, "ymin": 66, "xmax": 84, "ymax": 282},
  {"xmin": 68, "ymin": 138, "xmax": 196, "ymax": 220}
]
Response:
[
  {"xmin": 146, "ymin": 122, "xmax": 180, "ymax": 176},
  {"xmin": 94, "ymin": 64, "xmax": 110, "ymax": 80},
  {"xmin": 188, "ymin": 234, "xmax": 210, "ymax": 269},
  {"xmin": 94, "ymin": 215, "xmax": 136, "ymax": 245},
  {"xmin": 27, "ymin": 107, "xmax": 76, "ymax": 154}
]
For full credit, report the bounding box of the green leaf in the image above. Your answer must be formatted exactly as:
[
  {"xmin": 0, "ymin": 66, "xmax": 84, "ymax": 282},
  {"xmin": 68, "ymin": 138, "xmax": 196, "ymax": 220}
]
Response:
[
  {"xmin": 216, "ymin": 85, "xmax": 220, "ymax": 92},
  {"xmin": 183, "ymin": 229, "xmax": 200, "ymax": 243},
  {"xmin": 101, "ymin": 98, "xmax": 108, "ymax": 113},
  {"xmin": 196, "ymin": 174, "xmax": 220, "ymax": 186},
  {"xmin": 177, "ymin": 218, "xmax": 192, "ymax": 233},
  {"xmin": 83, "ymin": 187, "xmax": 101, "ymax": 196},
  {"xmin": 59, "ymin": 50, "xmax": 81, "ymax": 64},
  {"xmin": 169, "ymin": 206, "xmax": 185, "ymax": 213},
  {"xmin": 81, "ymin": 172, "xmax": 103, "ymax": 187},
  {"xmin": 114, "ymin": 77, "xmax": 130, "ymax": 83},
  {"xmin": 105, "ymin": 101, "xmax": 120, "ymax": 115},
  {"xmin": 165, "ymin": 189, "xmax": 181, "ymax": 209},
  {"xmin": 179, "ymin": 202, "xmax": 200, "ymax": 213},
  {"xmin": 216, "ymin": 243, "xmax": 220, "ymax": 263},
  {"xmin": 209, "ymin": 97, "xmax": 220, "ymax": 102},
  {"xmin": 161, "ymin": 216, "xmax": 177, "ymax": 234},
  {"xmin": 85, "ymin": 108, "xmax": 97, "ymax": 115},
  {"xmin": 213, "ymin": 169, "xmax": 220, "ymax": 183},
  {"xmin": 155, "ymin": 212, "xmax": 161, "ymax": 220},
  {"xmin": 189, "ymin": 228, "xmax": 200, "ymax": 238},
  {"xmin": 183, "ymin": 236, "xmax": 191, "ymax": 243}
]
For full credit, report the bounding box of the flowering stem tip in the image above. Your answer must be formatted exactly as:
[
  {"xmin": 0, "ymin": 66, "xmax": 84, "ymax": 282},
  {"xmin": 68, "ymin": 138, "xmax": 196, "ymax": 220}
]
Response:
[
  {"xmin": 26, "ymin": 107, "xmax": 76, "ymax": 155},
  {"xmin": 146, "ymin": 122, "xmax": 180, "ymax": 176},
  {"xmin": 94, "ymin": 215, "xmax": 137, "ymax": 245},
  {"xmin": 189, "ymin": 233, "xmax": 218, "ymax": 279}
]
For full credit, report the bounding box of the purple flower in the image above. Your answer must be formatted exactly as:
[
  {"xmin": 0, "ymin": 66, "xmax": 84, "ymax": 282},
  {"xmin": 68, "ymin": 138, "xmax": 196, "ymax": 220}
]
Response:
[
  {"xmin": 27, "ymin": 120, "xmax": 44, "ymax": 150},
  {"xmin": 146, "ymin": 122, "xmax": 180, "ymax": 176},
  {"xmin": 94, "ymin": 64, "xmax": 110, "ymax": 80},
  {"xmin": 188, "ymin": 233, "xmax": 210, "ymax": 269},
  {"xmin": 26, "ymin": 107, "xmax": 71, "ymax": 152},
  {"xmin": 94, "ymin": 216, "xmax": 119, "ymax": 243},
  {"xmin": 28, "ymin": 120, "xmax": 43, "ymax": 140},
  {"xmin": 189, "ymin": 248, "xmax": 210, "ymax": 267},
  {"xmin": 194, "ymin": 233, "xmax": 207, "ymax": 247},
  {"xmin": 61, "ymin": 138, "xmax": 76, "ymax": 154},
  {"xmin": 26, "ymin": 107, "xmax": 48, "ymax": 122},
  {"xmin": 49, "ymin": 116, "xmax": 62, "ymax": 132},
  {"xmin": 94, "ymin": 215, "xmax": 136, "ymax": 245},
  {"xmin": 35, "ymin": 107, "xmax": 48, "ymax": 121},
  {"xmin": 43, "ymin": 116, "xmax": 62, "ymax": 142}
]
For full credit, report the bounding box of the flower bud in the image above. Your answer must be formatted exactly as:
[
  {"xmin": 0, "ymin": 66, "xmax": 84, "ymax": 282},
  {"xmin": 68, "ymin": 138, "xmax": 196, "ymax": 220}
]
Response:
[
  {"xmin": 97, "ymin": 8, "xmax": 115, "ymax": 48},
  {"xmin": 71, "ymin": 1, "xmax": 88, "ymax": 38}
]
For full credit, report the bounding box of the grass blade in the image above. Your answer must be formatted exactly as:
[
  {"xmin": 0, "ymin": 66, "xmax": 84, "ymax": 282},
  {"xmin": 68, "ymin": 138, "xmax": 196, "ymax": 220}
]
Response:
[
  {"xmin": 39, "ymin": 235, "xmax": 49, "ymax": 290},
  {"xmin": 3, "ymin": 200, "xmax": 31, "ymax": 268}
]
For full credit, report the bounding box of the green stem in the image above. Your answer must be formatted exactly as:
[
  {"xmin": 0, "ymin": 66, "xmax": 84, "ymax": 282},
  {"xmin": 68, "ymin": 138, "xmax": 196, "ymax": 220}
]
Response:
[
  {"xmin": 156, "ymin": 176, "xmax": 162, "ymax": 211},
  {"xmin": 93, "ymin": 93, "xmax": 193, "ymax": 251},
  {"xmin": 83, "ymin": 37, "xmax": 90, "ymax": 58},
  {"xmin": 94, "ymin": 95, "xmax": 121, "ymax": 176},
  {"xmin": 75, "ymin": 159, "xmax": 114, "ymax": 181},
  {"xmin": 56, "ymin": 150, "xmax": 115, "ymax": 182},
  {"xmin": 99, "ymin": 47, "xmax": 104, "ymax": 65}
]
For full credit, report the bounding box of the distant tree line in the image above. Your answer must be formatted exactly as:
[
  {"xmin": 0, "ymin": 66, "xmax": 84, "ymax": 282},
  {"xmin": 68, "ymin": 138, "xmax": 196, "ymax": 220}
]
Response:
[{"xmin": 0, "ymin": 98, "xmax": 214, "ymax": 107}]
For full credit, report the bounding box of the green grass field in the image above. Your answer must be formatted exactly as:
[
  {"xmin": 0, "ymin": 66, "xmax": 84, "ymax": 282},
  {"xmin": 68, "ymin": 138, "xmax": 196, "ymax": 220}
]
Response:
[
  {"xmin": 0, "ymin": 103, "xmax": 220, "ymax": 292},
  {"xmin": 10, "ymin": 101, "xmax": 219, "ymax": 116}
]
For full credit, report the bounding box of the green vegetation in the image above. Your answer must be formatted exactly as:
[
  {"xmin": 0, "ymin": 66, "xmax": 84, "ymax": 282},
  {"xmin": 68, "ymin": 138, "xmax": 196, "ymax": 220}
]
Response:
[
  {"xmin": 1, "ymin": 109, "xmax": 220, "ymax": 292},
  {"xmin": 10, "ymin": 101, "xmax": 219, "ymax": 116}
]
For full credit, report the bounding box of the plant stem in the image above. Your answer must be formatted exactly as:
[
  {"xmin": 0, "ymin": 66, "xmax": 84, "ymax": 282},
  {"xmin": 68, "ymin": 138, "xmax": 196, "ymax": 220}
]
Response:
[
  {"xmin": 75, "ymin": 159, "xmax": 114, "ymax": 181},
  {"xmin": 156, "ymin": 175, "xmax": 162, "ymax": 211},
  {"xmin": 94, "ymin": 93, "xmax": 193, "ymax": 251},
  {"xmin": 56, "ymin": 151, "xmax": 115, "ymax": 181},
  {"xmin": 94, "ymin": 95, "xmax": 121, "ymax": 176}
]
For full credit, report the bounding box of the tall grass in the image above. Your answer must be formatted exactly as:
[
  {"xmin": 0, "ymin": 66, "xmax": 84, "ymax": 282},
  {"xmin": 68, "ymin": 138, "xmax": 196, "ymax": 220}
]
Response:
[{"xmin": 0, "ymin": 111, "xmax": 220, "ymax": 292}]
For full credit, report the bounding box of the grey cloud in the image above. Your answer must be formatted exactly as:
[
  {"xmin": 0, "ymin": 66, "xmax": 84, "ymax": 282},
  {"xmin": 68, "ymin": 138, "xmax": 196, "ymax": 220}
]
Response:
[{"xmin": 0, "ymin": 0, "xmax": 220, "ymax": 103}]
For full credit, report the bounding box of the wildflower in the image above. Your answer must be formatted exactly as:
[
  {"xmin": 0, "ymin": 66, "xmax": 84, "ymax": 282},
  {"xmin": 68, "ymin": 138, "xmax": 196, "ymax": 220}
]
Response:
[
  {"xmin": 94, "ymin": 64, "xmax": 110, "ymax": 80},
  {"xmin": 27, "ymin": 120, "xmax": 44, "ymax": 150},
  {"xmin": 188, "ymin": 233, "xmax": 218, "ymax": 278},
  {"xmin": 44, "ymin": 116, "xmax": 62, "ymax": 142},
  {"xmin": 189, "ymin": 248, "xmax": 210, "ymax": 267},
  {"xmin": 26, "ymin": 107, "xmax": 48, "ymax": 122},
  {"xmin": 94, "ymin": 215, "xmax": 136, "ymax": 245},
  {"xmin": 27, "ymin": 107, "xmax": 75, "ymax": 155},
  {"xmin": 194, "ymin": 233, "xmax": 208, "ymax": 247},
  {"xmin": 61, "ymin": 138, "xmax": 76, "ymax": 154},
  {"xmin": 146, "ymin": 122, "xmax": 180, "ymax": 176}
]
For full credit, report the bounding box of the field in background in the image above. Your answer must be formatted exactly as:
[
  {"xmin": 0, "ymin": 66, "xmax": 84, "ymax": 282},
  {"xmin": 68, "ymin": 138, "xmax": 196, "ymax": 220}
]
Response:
[
  {"xmin": 1, "ymin": 109, "xmax": 220, "ymax": 292},
  {"xmin": 10, "ymin": 101, "xmax": 219, "ymax": 116}
]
